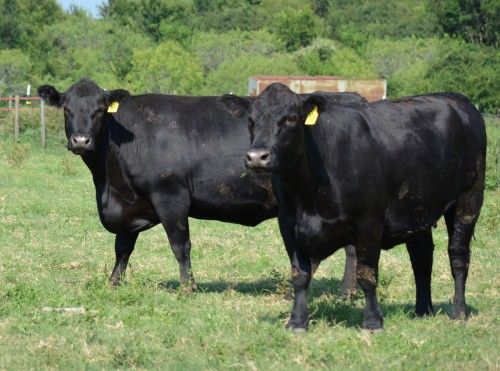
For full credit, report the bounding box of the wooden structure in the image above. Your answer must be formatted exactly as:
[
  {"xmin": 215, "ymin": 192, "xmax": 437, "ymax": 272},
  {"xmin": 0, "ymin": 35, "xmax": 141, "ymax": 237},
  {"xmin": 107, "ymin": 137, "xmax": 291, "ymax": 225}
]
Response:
[{"xmin": 248, "ymin": 76, "xmax": 387, "ymax": 102}]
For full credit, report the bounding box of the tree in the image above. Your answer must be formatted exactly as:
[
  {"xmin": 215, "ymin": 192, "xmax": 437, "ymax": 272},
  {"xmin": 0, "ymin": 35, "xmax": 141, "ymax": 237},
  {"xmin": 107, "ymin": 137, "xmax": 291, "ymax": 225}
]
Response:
[
  {"xmin": 426, "ymin": 39, "xmax": 499, "ymax": 113},
  {"xmin": 189, "ymin": 30, "xmax": 281, "ymax": 72},
  {"xmin": 0, "ymin": 49, "xmax": 32, "ymax": 95},
  {"xmin": 431, "ymin": 0, "xmax": 499, "ymax": 47},
  {"xmin": 273, "ymin": 9, "xmax": 318, "ymax": 51},
  {"xmin": 203, "ymin": 54, "xmax": 302, "ymax": 95},
  {"xmin": 295, "ymin": 39, "xmax": 377, "ymax": 78},
  {"xmin": 126, "ymin": 41, "xmax": 204, "ymax": 94},
  {"xmin": 31, "ymin": 15, "xmax": 150, "ymax": 87}
]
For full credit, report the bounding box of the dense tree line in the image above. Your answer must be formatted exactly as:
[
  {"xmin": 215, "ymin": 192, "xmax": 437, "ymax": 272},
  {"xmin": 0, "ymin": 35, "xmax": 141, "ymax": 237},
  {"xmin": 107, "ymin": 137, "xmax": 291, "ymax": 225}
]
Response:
[{"xmin": 0, "ymin": 0, "xmax": 498, "ymax": 112}]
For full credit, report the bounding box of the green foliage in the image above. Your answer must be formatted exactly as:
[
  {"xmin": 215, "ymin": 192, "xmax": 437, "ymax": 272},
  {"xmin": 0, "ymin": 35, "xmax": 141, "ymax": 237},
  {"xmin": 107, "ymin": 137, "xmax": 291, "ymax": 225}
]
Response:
[
  {"xmin": 189, "ymin": 30, "xmax": 282, "ymax": 72},
  {"xmin": 127, "ymin": 41, "xmax": 204, "ymax": 94},
  {"xmin": 485, "ymin": 119, "xmax": 499, "ymax": 190},
  {"xmin": 0, "ymin": 0, "xmax": 497, "ymax": 113},
  {"xmin": 32, "ymin": 15, "xmax": 150, "ymax": 88},
  {"xmin": 0, "ymin": 49, "xmax": 32, "ymax": 95},
  {"xmin": 273, "ymin": 8, "xmax": 318, "ymax": 51},
  {"xmin": 365, "ymin": 37, "xmax": 442, "ymax": 97},
  {"xmin": 0, "ymin": 0, "xmax": 64, "ymax": 49},
  {"xmin": 327, "ymin": 0, "xmax": 441, "ymax": 49},
  {"xmin": 431, "ymin": 0, "xmax": 499, "ymax": 47},
  {"xmin": 425, "ymin": 39, "xmax": 500, "ymax": 113},
  {"xmin": 203, "ymin": 54, "xmax": 301, "ymax": 95},
  {"xmin": 1, "ymin": 141, "xmax": 30, "ymax": 167},
  {"xmin": 295, "ymin": 39, "xmax": 377, "ymax": 78},
  {"xmin": 191, "ymin": 0, "xmax": 266, "ymax": 31}
]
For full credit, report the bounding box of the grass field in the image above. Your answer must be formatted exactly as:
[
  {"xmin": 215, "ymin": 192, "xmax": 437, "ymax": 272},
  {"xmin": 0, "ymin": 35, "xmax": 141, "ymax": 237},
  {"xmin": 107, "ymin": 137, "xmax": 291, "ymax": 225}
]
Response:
[{"xmin": 0, "ymin": 121, "xmax": 498, "ymax": 369}]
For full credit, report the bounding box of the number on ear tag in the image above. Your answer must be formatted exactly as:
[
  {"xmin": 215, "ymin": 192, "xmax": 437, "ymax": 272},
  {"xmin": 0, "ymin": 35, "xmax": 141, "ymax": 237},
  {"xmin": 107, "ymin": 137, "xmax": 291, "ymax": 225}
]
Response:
[{"xmin": 305, "ymin": 106, "xmax": 318, "ymax": 125}]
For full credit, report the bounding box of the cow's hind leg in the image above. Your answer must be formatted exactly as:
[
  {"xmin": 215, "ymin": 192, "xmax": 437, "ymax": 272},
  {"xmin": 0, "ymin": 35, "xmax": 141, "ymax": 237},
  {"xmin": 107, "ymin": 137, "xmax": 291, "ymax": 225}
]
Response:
[
  {"xmin": 406, "ymin": 229, "xmax": 434, "ymax": 316},
  {"xmin": 341, "ymin": 245, "xmax": 357, "ymax": 298},
  {"xmin": 152, "ymin": 194, "xmax": 196, "ymax": 292},
  {"xmin": 164, "ymin": 218, "xmax": 196, "ymax": 292},
  {"xmin": 110, "ymin": 232, "xmax": 139, "ymax": 286},
  {"xmin": 445, "ymin": 183, "xmax": 483, "ymax": 319}
]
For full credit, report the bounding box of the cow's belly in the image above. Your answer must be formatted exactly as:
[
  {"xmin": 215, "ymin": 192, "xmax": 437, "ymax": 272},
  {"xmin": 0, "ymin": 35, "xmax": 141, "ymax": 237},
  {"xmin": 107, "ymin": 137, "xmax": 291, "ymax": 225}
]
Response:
[
  {"xmin": 190, "ymin": 173, "xmax": 277, "ymax": 226},
  {"xmin": 295, "ymin": 211, "xmax": 353, "ymax": 260},
  {"xmin": 99, "ymin": 193, "xmax": 159, "ymax": 234},
  {"xmin": 189, "ymin": 199, "xmax": 277, "ymax": 226},
  {"xmin": 382, "ymin": 196, "xmax": 455, "ymax": 246}
]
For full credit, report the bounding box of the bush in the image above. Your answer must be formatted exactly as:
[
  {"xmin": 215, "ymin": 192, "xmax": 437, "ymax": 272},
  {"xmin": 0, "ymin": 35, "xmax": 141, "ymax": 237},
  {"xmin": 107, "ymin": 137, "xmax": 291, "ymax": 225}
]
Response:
[
  {"xmin": 202, "ymin": 54, "xmax": 302, "ymax": 95},
  {"xmin": 189, "ymin": 30, "xmax": 282, "ymax": 72},
  {"xmin": 296, "ymin": 38, "xmax": 377, "ymax": 78},
  {"xmin": 126, "ymin": 41, "xmax": 204, "ymax": 94},
  {"xmin": 273, "ymin": 9, "xmax": 318, "ymax": 52},
  {"xmin": 426, "ymin": 39, "xmax": 499, "ymax": 113},
  {"xmin": 365, "ymin": 37, "xmax": 444, "ymax": 97},
  {"xmin": 0, "ymin": 49, "xmax": 32, "ymax": 95},
  {"xmin": 2, "ymin": 141, "xmax": 30, "ymax": 167}
]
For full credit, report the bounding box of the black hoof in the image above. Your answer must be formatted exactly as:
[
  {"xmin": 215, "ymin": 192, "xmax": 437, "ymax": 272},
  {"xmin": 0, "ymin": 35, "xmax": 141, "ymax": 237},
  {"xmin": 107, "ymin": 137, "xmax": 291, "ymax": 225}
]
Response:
[
  {"xmin": 286, "ymin": 321, "xmax": 308, "ymax": 334},
  {"xmin": 180, "ymin": 281, "xmax": 197, "ymax": 294},
  {"xmin": 414, "ymin": 305, "xmax": 434, "ymax": 317},
  {"xmin": 449, "ymin": 308, "xmax": 467, "ymax": 320},
  {"xmin": 362, "ymin": 319, "xmax": 383, "ymax": 331},
  {"xmin": 340, "ymin": 288, "xmax": 356, "ymax": 300}
]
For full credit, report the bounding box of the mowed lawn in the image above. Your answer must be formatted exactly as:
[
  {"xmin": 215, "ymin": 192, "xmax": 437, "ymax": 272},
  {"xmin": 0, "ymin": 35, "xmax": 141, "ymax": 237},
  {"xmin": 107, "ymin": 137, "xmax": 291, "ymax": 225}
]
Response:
[{"xmin": 0, "ymin": 123, "xmax": 498, "ymax": 369}]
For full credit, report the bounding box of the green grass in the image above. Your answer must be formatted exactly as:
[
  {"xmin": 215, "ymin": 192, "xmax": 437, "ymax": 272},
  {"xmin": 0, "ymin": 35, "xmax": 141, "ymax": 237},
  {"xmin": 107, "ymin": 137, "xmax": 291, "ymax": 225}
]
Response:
[{"xmin": 0, "ymin": 122, "xmax": 498, "ymax": 369}]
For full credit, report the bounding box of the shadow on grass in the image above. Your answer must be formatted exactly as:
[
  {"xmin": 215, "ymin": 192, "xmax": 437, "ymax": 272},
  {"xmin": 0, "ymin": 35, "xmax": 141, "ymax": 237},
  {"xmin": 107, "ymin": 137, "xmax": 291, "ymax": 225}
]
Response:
[
  {"xmin": 159, "ymin": 275, "xmax": 348, "ymax": 298},
  {"xmin": 159, "ymin": 276, "xmax": 478, "ymax": 328}
]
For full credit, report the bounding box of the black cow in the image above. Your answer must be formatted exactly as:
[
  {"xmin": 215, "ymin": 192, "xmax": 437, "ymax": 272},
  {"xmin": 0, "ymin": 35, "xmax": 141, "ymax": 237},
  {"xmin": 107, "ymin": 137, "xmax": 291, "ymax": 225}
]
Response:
[
  {"xmin": 220, "ymin": 83, "xmax": 486, "ymax": 332},
  {"xmin": 38, "ymin": 79, "xmax": 363, "ymax": 293}
]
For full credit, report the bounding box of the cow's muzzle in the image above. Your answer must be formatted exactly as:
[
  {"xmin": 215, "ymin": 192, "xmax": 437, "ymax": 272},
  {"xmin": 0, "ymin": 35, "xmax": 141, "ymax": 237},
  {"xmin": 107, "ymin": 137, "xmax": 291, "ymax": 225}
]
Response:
[
  {"xmin": 69, "ymin": 133, "xmax": 93, "ymax": 154},
  {"xmin": 245, "ymin": 148, "xmax": 271, "ymax": 170}
]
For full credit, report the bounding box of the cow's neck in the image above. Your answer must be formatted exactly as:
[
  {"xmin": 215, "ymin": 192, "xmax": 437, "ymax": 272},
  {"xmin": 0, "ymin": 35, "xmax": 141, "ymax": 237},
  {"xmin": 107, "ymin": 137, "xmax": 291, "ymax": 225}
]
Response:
[
  {"xmin": 279, "ymin": 153, "xmax": 317, "ymax": 212},
  {"xmin": 80, "ymin": 128, "xmax": 115, "ymax": 214},
  {"xmin": 279, "ymin": 128, "xmax": 330, "ymax": 213}
]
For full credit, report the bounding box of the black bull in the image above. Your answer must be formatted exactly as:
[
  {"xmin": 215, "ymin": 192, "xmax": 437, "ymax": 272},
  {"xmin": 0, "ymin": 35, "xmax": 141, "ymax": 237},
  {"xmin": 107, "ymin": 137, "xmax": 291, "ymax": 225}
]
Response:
[
  {"xmin": 38, "ymin": 79, "xmax": 365, "ymax": 293},
  {"xmin": 221, "ymin": 83, "xmax": 486, "ymax": 332}
]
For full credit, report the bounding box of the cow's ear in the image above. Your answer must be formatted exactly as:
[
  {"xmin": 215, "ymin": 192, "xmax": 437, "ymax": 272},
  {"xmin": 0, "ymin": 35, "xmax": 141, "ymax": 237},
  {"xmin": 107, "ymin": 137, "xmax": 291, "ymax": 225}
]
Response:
[
  {"xmin": 38, "ymin": 85, "xmax": 63, "ymax": 107},
  {"xmin": 218, "ymin": 94, "xmax": 251, "ymax": 118},
  {"xmin": 301, "ymin": 93, "xmax": 328, "ymax": 125},
  {"xmin": 105, "ymin": 89, "xmax": 130, "ymax": 105}
]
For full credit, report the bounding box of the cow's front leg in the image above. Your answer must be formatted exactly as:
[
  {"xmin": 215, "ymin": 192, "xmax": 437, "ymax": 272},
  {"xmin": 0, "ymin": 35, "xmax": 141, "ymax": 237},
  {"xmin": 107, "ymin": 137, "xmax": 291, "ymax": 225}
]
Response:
[
  {"xmin": 110, "ymin": 232, "xmax": 139, "ymax": 286},
  {"xmin": 286, "ymin": 250, "xmax": 312, "ymax": 333},
  {"xmin": 355, "ymin": 229, "xmax": 383, "ymax": 331}
]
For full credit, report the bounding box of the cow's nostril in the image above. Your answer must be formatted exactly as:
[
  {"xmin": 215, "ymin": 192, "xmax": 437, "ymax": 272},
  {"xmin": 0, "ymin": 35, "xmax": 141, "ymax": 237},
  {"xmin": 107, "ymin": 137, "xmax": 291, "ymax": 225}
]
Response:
[
  {"xmin": 260, "ymin": 152, "xmax": 269, "ymax": 161},
  {"xmin": 246, "ymin": 153, "xmax": 252, "ymax": 162},
  {"xmin": 84, "ymin": 137, "xmax": 90, "ymax": 145}
]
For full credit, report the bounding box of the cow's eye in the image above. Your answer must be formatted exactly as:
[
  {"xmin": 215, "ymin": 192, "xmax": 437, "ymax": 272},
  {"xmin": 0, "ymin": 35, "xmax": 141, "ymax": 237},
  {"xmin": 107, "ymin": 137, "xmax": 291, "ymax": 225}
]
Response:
[{"xmin": 285, "ymin": 114, "xmax": 298, "ymax": 125}]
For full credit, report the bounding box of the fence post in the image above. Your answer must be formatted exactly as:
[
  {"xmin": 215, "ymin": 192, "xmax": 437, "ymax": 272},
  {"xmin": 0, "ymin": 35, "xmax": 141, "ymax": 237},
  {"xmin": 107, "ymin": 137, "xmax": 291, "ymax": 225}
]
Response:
[
  {"xmin": 8, "ymin": 95, "xmax": 12, "ymax": 109},
  {"xmin": 14, "ymin": 95, "xmax": 20, "ymax": 141},
  {"xmin": 40, "ymin": 100, "xmax": 46, "ymax": 147}
]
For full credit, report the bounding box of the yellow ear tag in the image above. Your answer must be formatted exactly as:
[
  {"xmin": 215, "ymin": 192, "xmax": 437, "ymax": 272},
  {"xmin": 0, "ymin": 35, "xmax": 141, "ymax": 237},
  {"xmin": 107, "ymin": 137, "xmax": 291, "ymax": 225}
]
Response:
[
  {"xmin": 107, "ymin": 101, "xmax": 119, "ymax": 113},
  {"xmin": 304, "ymin": 106, "xmax": 319, "ymax": 126}
]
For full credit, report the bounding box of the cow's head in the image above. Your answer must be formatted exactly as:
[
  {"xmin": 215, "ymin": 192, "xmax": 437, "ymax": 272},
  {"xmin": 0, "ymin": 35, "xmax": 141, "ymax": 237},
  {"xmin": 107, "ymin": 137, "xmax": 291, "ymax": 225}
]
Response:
[
  {"xmin": 38, "ymin": 79, "xmax": 129, "ymax": 155},
  {"xmin": 220, "ymin": 83, "xmax": 327, "ymax": 173}
]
